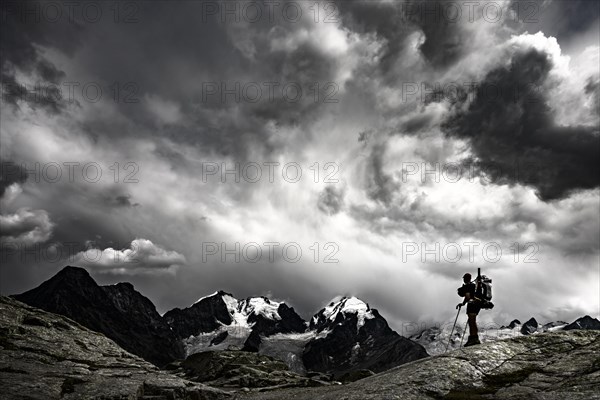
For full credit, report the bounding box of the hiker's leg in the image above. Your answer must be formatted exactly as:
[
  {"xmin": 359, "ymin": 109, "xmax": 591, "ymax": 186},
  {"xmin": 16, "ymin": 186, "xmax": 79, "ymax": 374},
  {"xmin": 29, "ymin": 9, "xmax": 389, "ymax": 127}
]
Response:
[
  {"xmin": 467, "ymin": 313, "xmax": 477, "ymax": 336},
  {"xmin": 465, "ymin": 302, "xmax": 482, "ymax": 346},
  {"xmin": 466, "ymin": 301, "xmax": 481, "ymax": 334}
]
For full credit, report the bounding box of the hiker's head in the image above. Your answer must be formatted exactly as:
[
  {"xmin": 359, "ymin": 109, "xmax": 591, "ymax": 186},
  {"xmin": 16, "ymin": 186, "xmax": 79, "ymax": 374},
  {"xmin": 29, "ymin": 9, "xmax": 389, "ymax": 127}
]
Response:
[{"xmin": 463, "ymin": 273, "xmax": 472, "ymax": 283}]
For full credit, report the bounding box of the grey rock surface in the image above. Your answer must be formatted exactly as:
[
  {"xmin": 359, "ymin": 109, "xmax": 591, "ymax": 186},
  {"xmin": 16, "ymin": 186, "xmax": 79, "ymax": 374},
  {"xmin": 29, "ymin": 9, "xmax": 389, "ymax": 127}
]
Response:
[
  {"xmin": 172, "ymin": 350, "xmax": 335, "ymax": 389},
  {"xmin": 236, "ymin": 330, "xmax": 600, "ymax": 400},
  {"xmin": 0, "ymin": 296, "xmax": 231, "ymax": 400}
]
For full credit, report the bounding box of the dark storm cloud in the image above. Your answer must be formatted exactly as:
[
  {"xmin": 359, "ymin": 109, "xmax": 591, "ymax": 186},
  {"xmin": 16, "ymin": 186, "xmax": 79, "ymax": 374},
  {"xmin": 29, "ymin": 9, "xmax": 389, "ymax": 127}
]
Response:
[
  {"xmin": 0, "ymin": 161, "xmax": 28, "ymax": 197},
  {"xmin": 0, "ymin": 0, "xmax": 78, "ymax": 113},
  {"xmin": 335, "ymin": 0, "xmax": 408, "ymax": 71},
  {"xmin": 336, "ymin": 0, "xmax": 467, "ymax": 70},
  {"xmin": 407, "ymin": 2, "xmax": 469, "ymax": 68},
  {"xmin": 1, "ymin": 1, "xmax": 248, "ymax": 156},
  {"xmin": 0, "ymin": 1, "xmax": 82, "ymax": 66},
  {"xmin": 442, "ymin": 49, "xmax": 600, "ymax": 201},
  {"xmin": 2, "ymin": 1, "xmax": 347, "ymax": 163}
]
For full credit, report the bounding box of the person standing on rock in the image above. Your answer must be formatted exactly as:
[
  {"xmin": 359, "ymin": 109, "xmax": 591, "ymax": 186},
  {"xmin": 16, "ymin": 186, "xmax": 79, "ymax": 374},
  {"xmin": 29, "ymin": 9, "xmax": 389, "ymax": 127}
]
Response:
[{"xmin": 456, "ymin": 273, "xmax": 482, "ymax": 347}]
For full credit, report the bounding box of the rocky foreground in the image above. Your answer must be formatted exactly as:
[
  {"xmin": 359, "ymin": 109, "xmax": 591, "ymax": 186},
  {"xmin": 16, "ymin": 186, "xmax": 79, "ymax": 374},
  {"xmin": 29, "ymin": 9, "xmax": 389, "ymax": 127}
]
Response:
[
  {"xmin": 0, "ymin": 296, "xmax": 230, "ymax": 399},
  {"xmin": 237, "ymin": 329, "xmax": 600, "ymax": 400}
]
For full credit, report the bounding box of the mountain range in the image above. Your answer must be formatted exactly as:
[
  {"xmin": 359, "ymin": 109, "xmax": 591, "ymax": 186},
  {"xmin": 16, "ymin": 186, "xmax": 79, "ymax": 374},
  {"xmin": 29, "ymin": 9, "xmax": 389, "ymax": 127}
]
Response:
[
  {"xmin": 12, "ymin": 266, "xmax": 428, "ymax": 377},
  {"xmin": 11, "ymin": 265, "xmax": 599, "ymax": 378}
]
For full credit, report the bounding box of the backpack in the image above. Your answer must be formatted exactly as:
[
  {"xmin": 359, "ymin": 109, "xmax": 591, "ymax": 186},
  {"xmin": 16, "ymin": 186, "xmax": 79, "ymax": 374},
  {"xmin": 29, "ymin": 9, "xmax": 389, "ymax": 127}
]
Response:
[{"xmin": 479, "ymin": 275, "xmax": 493, "ymax": 301}]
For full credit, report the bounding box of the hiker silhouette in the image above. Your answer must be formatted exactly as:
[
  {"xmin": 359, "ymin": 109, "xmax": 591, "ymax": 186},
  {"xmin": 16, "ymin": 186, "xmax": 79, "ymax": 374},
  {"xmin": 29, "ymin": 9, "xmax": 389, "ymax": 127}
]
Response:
[{"xmin": 456, "ymin": 272, "xmax": 483, "ymax": 346}]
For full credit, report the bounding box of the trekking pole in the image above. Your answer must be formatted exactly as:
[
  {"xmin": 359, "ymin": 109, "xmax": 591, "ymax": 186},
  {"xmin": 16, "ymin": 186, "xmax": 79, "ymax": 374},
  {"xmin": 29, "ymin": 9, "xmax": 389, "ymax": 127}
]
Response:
[{"xmin": 445, "ymin": 305, "xmax": 462, "ymax": 353}]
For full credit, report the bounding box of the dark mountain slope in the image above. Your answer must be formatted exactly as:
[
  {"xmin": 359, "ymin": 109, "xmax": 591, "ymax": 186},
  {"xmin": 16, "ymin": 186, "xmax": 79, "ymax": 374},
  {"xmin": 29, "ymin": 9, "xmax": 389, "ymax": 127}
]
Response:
[{"xmin": 12, "ymin": 266, "xmax": 183, "ymax": 366}]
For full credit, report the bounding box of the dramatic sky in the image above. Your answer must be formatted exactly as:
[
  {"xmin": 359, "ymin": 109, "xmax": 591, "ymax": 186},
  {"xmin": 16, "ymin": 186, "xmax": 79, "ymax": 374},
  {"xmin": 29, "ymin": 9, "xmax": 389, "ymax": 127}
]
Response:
[{"xmin": 1, "ymin": 0, "xmax": 599, "ymax": 332}]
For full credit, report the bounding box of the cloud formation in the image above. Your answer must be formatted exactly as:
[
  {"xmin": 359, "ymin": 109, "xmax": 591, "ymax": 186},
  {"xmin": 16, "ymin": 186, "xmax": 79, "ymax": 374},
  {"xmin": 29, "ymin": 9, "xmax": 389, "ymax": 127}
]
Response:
[
  {"xmin": 443, "ymin": 42, "xmax": 600, "ymax": 200},
  {"xmin": 73, "ymin": 239, "xmax": 187, "ymax": 275},
  {"xmin": 1, "ymin": 1, "xmax": 598, "ymax": 327},
  {"xmin": 0, "ymin": 207, "xmax": 53, "ymax": 245}
]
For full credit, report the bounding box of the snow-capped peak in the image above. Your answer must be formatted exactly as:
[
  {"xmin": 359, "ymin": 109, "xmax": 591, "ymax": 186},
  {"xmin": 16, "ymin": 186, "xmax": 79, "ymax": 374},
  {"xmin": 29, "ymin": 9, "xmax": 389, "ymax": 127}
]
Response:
[
  {"xmin": 316, "ymin": 296, "xmax": 375, "ymax": 329},
  {"xmin": 181, "ymin": 292, "xmax": 298, "ymax": 357},
  {"xmin": 192, "ymin": 291, "xmax": 283, "ymax": 323},
  {"xmin": 239, "ymin": 296, "xmax": 282, "ymax": 320}
]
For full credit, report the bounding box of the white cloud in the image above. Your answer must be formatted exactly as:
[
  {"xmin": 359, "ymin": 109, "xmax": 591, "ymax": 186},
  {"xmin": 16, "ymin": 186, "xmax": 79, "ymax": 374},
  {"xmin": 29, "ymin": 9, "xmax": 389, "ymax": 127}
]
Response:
[{"xmin": 73, "ymin": 238, "xmax": 186, "ymax": 275}]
